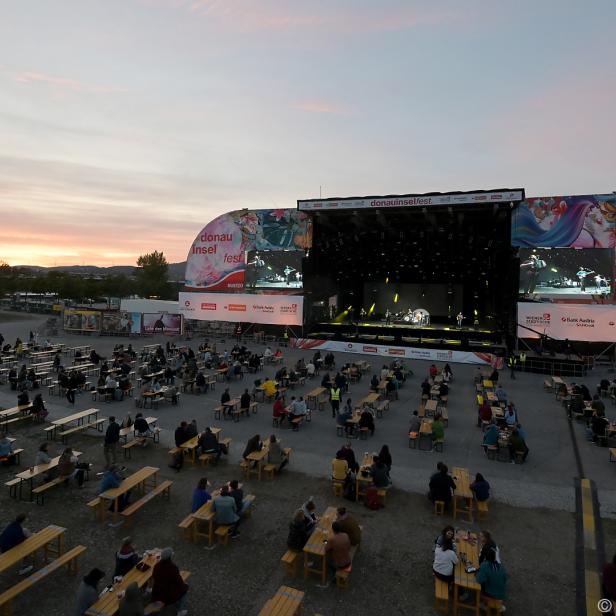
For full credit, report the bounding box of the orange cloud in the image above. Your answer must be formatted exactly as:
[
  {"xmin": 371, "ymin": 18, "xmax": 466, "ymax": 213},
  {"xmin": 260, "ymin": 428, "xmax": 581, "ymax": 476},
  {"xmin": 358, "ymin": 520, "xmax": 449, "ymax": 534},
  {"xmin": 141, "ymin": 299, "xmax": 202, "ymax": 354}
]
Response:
[{"xmin": 2, "ymin": 67, "xmax": 126, "ymax": 94}]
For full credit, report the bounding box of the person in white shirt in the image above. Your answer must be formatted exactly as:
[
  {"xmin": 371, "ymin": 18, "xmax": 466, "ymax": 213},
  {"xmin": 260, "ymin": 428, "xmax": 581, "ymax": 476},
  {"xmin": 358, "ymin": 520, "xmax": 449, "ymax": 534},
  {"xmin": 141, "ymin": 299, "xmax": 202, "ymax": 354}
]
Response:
[
  {"xmin": 433, "ymin": 537, "xmax": 459, "ymax": 583},
  {"xmin": 306, "ymin": 362, "xmax": 315, "ymax": 377},
  {"xmin": 380, "ymin": 366, "xmax": 389, "ymax": 380},
  {"xmin": 105, "ymin": 375, "xmax": 118, "ymax": 390},
  {"xmin": 264, "ymin": 347, "xmax": 273, "ymax": 358}
]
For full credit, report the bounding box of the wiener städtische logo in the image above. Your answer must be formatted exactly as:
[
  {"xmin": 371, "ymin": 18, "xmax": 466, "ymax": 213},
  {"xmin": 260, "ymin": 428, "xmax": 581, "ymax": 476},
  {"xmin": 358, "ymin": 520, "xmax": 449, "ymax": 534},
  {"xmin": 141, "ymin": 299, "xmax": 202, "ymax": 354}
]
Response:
[{"xmin": 227, "ymin": 304, "xmax": 246, "ymax": 312}]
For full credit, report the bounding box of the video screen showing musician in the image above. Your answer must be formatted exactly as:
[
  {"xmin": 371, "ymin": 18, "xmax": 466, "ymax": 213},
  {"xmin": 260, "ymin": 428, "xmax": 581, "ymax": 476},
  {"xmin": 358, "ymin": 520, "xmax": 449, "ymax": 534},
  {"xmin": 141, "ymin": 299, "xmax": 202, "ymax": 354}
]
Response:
[
  {"xmin": 246, "ymin": 249, "xmax": 303, "ymax": 290},
  {"xmin": 518, "ymin": 248, "xmax": 613, "ymax": 297}
]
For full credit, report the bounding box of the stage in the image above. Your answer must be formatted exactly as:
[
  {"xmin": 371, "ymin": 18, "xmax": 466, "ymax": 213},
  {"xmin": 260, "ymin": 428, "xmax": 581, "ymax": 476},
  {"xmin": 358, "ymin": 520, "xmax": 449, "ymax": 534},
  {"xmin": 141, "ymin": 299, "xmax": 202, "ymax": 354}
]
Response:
[{"xmin": 308, "ymin": 319, "xmax": 505, "ymax": 352}]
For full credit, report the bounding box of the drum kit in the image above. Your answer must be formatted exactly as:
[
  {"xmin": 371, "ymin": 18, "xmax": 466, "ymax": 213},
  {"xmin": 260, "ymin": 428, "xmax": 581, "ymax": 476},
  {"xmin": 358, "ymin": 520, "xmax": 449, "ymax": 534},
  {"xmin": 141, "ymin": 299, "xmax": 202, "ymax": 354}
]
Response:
[{"xmin": 399, "ymin": 308, "xmax": 430, "ymax": 326}]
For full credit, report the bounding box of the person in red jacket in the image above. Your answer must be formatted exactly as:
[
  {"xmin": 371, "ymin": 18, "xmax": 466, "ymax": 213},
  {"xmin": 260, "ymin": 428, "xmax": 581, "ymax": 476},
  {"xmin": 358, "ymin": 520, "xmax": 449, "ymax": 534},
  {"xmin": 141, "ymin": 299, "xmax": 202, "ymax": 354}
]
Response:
[
  {"xmin": 151, "ymin": 548, "xmax": 189, "ymax": 615},
  {"xmin": 273, "ymin": 396, "xmax": 289, "ymax": 425}
]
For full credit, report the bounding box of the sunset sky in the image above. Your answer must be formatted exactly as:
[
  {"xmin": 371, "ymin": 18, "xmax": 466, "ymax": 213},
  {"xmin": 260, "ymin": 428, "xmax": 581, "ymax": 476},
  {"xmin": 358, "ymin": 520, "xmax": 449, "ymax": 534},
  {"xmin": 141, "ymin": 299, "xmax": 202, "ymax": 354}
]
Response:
[{"xmin": 1, "ymin": 0, "xmax": 615, "ymax": 267}]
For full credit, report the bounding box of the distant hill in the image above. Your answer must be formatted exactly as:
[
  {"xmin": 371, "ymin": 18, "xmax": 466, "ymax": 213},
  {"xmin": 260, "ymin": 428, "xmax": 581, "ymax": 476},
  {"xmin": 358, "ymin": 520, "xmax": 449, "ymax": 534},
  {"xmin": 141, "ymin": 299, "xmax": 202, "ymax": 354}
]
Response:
[{"xmin": 13, "ymin": 262, "xmax": 187, "ymax": 280}]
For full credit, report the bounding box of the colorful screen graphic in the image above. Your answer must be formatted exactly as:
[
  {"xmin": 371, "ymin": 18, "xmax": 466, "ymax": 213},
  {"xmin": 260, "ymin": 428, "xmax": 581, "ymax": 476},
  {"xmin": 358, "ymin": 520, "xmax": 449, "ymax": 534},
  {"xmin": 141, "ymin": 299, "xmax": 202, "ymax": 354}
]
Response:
[{"xmin": 184, "ymin": 209, "xmax": 312, "ymax": 293}]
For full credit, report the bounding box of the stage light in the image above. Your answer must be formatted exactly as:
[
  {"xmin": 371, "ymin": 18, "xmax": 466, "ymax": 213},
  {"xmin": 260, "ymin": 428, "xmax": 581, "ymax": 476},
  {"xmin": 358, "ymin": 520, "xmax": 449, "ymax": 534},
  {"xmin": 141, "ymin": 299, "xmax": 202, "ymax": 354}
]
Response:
[
  {"xmin": 474, "ymin": 309, "xmax": 478, "ymax": 316},
  {"xmin": 385, "ymin": 277, "xmax": 389, "ymax": 284},
  {"xmin": 550, "ymin": 268, "xmax": 558, "ymax": 273},
  {"xmin": 368, "ymin": 303, "xmax": 376, "ymax": 315},
  {"xmin": 393, "ymin": 294, "xmax": 399, "ymax": 303},
  {"xmin": 347, "ymin": 305, "xmax": 352, "ymax": 311}
]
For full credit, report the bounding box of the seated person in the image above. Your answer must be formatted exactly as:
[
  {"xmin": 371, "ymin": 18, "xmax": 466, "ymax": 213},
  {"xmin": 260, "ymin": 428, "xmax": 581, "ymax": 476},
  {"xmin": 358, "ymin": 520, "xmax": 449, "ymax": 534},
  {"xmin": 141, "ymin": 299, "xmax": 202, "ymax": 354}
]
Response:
[
  {"xmin": 240, "ymin": 389, "xmax": 252, "ymax": 413},
  {"xmin": 321, "ymin": 372, "xmax": 332, "ymax": 389},
  {"xmin": 262, "ymin": 378, "xmax": 276, "ymax": 398},
  {"xmin": 287, "ymin": 509, "xmax": 310, "ymax": 552},
  {"xmin": 306, "ymin": 361, "xmax": 315, "ymax": 377},
  {"xmin": 134, "ymin": 413, "xmax": 154, "ymax": 439},
  {"xmin": 336, "ymin": 507, "xmax": 362, "ymax": 545},
  {"xmin": 409, "ymin": 410, "xmax": 421, "ymax": 435},
  {"xmin": 478, "ymin": 401, "xmax": 492, "ymax": 426},
  {"xmin": 508, "ymin": 429, "xmax": 529, "ymax": 462},
  {"xmin": 421, "ymin": 379, "xmax": 431, "ymax": 397},
  {"xmin": 479, "ymin": 531, "xmax": 501, "ymax": 564},
  {"xmin": 288, "ymin": 397, "xmax": 307, "ymax": 423},
  {"xmin": 58, "ymin": 446, "xmax": 89, "ymax": 487},
  {"xmin": 482, "ymin": 423, "xmax": 499, "ymax": 453},
  {"xmin": 99, "ymin": 465, "xmax": 130, "ymax": 511},
  {"xmin": 332, "ymin": 453, "xmax": 349, "ymax": 482},
  {"xmin": 301, "ymin": 498, "xmax": 318, "ymax": 534},
  {"xmin": 191, "ymin": 477, "xmax": 212, "ymax": 512},
  {"xmin": 336, "ymin": 406, "xmax": 353, "ymax": 435},
  {"xmin": 229, "ymin": 479, "xmax": 251, "ymax": 515},
  {"xmin": 114, "ymin": 537, "xmax": 140, "ymax": 577},
  {"xmin": 267, "ymin": 434, "xmax": 288, "ymax": 470},
  {"xmin": 198, "ymin": 427, "xmax": 228, "ymax": 461},
  {"xmin": 591, "ymin": 411, "xmax": 609, "ymax": 443},
  {"xmin": 359, "ymin": 409, "xmax": 375, "ymax": 436},
  {"xmin": 31, "ymin": 393, "xmax": 48, "ymax": 419},
  {"xmin": 470, "ymin": 473, "xmax": 490, "ymax": 501},
  {"xmin": 433, "ymin": 537, "xmax": 459, "ymax": 584},
  {"xmin": 212, "ymin": 486, "xmax": 240, "ymax": 538},
  {"xmin": 242, "ymin": 434, "xmax": 262, "ymax": 461},
  {"xmin": 151, "ymin": 548, "xmax": 189, "ymax": 612},
  {"xmin": 495, "ymin": 386, "xmax": 507, "ymax": 404},
  {"xmin": 0, "ymin": 433, "xmax": 15, "ymax": 466},
  {"xmin": 475, "ymin": 548, "xmax": 508, "ymax": 602},
  {"xmin": 274, "ymin": 348, "xmax": 283, "ymax": 358},
  {"xmin": 368, "ymin": 455, "xmax": 391, "ymax": 488},
  {"xmin": 273, "ymin": 396, "xmax": 288, "ymax": 424},
  {"xmin": 438, "ymin": 382, "xmax": 448, "ymax": 398},
  {"xmin": 428, "ymin": 463, "xmax": 456, "ymax": 508},
  {"xmin": 336, "ymin": 442, "xmax": 359, "ymax": 473},
  {"xmin": 370, "ymin": 374, "xmax": 379, "ymax": 392},
  {"xmin": 435, "ymin": 525, "xmax": 456, "ymax": 550},
  {"xmin": 325, "ymin": 522, "xmax": 352, "ymax": 581}
]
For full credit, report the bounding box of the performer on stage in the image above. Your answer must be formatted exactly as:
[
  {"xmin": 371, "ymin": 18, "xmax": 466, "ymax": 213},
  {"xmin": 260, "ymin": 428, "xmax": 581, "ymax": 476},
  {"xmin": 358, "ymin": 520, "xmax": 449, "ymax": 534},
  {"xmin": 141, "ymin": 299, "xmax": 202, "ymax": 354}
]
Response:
[
  {"xmin": 576, "ymin": 267, "xmax": 594, "ymax": 292},
  {"xmin": 520, "ymin": 253, "xmax": 546, "ymax": 294},
  {"xmin": 283, "ymin": 265, "xmax": 295, "ymax": 285},
  {"xmin": 456, "ymin": 312, "xmax": 464, "ymax": 328},
  {"xmin": 385, "ymin": 309, "xmax": 391, "ymax": 326},
  {"xmin": 360, "ymin": 308, "xmax": 367, "ymax": 319}
]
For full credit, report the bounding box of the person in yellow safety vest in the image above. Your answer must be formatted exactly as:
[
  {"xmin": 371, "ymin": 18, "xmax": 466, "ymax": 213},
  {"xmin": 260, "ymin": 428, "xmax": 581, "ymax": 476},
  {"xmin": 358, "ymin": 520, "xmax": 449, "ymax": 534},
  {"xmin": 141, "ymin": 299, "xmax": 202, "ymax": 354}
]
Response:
[
  {"xmin": 508, "ymin": 355, "xmax": 517, "ymax": 380},
  {"xmin": 330, "ymin": 386, "xmax": 341, "ymax": 418},
  {"xmin": 519, "ymin": 352, "xmax": 526, "ymax": 372}
]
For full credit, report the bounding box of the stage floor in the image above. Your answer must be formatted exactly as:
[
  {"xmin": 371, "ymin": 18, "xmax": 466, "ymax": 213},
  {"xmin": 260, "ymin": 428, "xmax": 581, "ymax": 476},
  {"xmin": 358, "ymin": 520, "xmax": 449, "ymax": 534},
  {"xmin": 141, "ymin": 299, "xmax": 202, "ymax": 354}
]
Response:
[{"xmin": 318, "ymin": 320, "xmax": 495, "ymax": 334}]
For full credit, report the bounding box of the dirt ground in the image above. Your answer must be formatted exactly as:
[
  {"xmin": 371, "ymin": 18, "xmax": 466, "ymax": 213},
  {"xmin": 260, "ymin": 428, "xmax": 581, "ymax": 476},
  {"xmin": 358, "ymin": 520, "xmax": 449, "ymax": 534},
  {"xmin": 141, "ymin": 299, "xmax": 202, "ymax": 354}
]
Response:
[{"xmin": 0, "ymin": 422, "xmax": 576, "ymax": 616}]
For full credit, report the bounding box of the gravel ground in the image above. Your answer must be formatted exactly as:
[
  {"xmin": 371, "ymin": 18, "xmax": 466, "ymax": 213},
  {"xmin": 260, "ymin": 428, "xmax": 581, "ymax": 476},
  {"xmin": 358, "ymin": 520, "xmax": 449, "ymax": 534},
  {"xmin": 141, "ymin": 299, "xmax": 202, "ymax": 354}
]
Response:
[{"xmin": 0, "ymin": 424, "xmax": 576, "ymax": 616}]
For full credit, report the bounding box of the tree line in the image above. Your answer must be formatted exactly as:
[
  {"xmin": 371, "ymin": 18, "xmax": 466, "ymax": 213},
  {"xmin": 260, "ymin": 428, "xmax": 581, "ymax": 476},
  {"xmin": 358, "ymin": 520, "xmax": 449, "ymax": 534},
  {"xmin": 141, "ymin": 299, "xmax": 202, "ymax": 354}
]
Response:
[{"xmin": 0, "ymin": 251, "xmax": 180, "ymax": 303}]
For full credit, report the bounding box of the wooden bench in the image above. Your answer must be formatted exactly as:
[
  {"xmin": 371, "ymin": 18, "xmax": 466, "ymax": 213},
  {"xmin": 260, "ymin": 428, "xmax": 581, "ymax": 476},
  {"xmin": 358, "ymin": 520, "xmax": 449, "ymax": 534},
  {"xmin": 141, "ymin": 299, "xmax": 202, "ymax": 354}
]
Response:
[
  {"xmin": 258, "ymin": 585, "xmax": 304, "ymax": 616},
  {"xmin": 0, "ymin": 448, "xmax": 24, "ymax": 466},
  {"xmin": 214, "ymin": 405, "xmax": 224, "ymax": 420},
  {"xmin": 375, "ymin": 400, "xmax": 389, "ymax": 418},
  {"xmin": 122, "ymin": 438, "xmax": 146, "ymax": 459},
  {"xmin": 439, "ymin": 408, "xmax": 449, "ymax": 427},
  {"xmin": 0, "ymin": 545, "xmax": 86, "ymax": 615},
  {"xmin": 609, "ymin": 448, "xmax": 616, "ymax": 462},
  {"xmin": 199, "ymin": 453, "xmax": 216, "ymax": 467},
  {"xmin": 280, "ymin": 550, "xmax": 299, "ymax": 577},
  {"xmin": 58, "ymin": 418, "xmax": 106, "ymax": 443},
  {"xmin": 476, "ymin": 500, "xmax": 489, "ymax": 520},
  {"xmin": 31, "ymin": 477, "xmax": 67, "ymax": 505},
  {"xmin": 178, "ymin": 514, "xmax": 196, "ymax": 541},
  {"xmin": 87, "ymin": 497, "xmax": 101, "ymax": 521},
  {"xmin": 250, "ymin": 401, "xmax": 259, "ymax": 414},
  {"xmin": 291, "ymin": 417, "xmax": 304, "ymax": 431},
  {"xmin": 263, "ymin": 463, "xmax": 276, "ymax": 480},
  {"xmin": 335, "ymin": 545, "xmax": 358, "ymax": 589},
  {"xmin": 0, "ymin": 415, "xmax": 34, "ymax": 431},
  {"xmin": 5, "ymin": 478, "xmax": 21, "ymax": 499},
  {"xmin": 434, "ymin": 577, "xmax": 449, "ymax": 613},
  {"xmin": 543, "ymin": 379, "xmax": 553, "ymax": 392},
  {"xmin": 214, "ymin": 524, "xmax": 233, "ymax": 546},
  {"xmin": 120, "ymin": 480, "xmax": 172, "ymax": 524}
]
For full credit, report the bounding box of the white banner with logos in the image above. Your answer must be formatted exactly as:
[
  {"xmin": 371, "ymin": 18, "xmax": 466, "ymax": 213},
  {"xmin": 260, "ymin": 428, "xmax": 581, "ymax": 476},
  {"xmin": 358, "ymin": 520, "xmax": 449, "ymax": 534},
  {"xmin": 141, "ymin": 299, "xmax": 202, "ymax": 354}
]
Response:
[
  {"xmin": 517, "ymin": 303, "xmax": 616, "ymax": 342},
  {"xmin": 297, "ymin": 190, "xmax": 524, "ymax": 211},
  {"xmin": 179, "ymin": 292, "xmax": 303, "ymax": 326},
  {"xmin": 289, "ymin": 338, "xmax": 504, "ymax": 368}
]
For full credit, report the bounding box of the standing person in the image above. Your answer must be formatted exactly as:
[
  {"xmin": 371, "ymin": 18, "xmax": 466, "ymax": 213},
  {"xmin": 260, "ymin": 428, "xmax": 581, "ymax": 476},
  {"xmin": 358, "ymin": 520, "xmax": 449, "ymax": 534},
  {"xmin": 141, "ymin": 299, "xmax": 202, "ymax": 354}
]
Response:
[
  {"xmin": 508, "ymin": 355, "xmax": 517, "ymax": 379},
  {"xmin": 104, "ymin": 416, "xmax": 120, "ymax": 469},
  {"xmin": 330, "ymin": 384, "xmax": 341, "ymax": 419},
  {"xmin": 74, "ymin": 568, "xmax": 106, "ymax": 616},
  {"xmin": 456, "ymin": 312, "xmax": 464, "ymax": 328},
  {"xmin": 151, "ymin": 548, "xmax": 189, "ymax": 615},
  {"xmin": 428, "ymin": 463, "xmax": 457, "ymax": 509}
]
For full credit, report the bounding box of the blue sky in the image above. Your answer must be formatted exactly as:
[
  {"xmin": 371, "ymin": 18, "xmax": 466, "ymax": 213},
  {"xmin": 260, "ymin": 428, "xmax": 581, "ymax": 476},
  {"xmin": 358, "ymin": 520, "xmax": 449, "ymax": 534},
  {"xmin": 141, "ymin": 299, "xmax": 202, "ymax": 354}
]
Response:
[{"xmin": 1, "ymin": 0, "xmax": 614, "ymax": 265}]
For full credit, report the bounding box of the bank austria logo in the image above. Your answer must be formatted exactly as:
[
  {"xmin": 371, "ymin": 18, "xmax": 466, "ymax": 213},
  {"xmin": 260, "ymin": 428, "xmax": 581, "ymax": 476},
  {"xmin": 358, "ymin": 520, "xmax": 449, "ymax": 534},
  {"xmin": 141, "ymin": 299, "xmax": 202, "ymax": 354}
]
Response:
[{"xmin": 280, "ymin": 303, "xmax": 298, "ymax": 314}]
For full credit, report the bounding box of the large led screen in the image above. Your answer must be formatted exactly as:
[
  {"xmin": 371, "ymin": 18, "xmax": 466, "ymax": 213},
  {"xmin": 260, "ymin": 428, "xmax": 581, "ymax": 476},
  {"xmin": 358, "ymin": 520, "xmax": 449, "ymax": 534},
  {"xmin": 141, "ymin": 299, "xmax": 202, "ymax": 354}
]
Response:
[{"xmin": 245, "ymin": 250, "xmax": 303, "ymax": 290}]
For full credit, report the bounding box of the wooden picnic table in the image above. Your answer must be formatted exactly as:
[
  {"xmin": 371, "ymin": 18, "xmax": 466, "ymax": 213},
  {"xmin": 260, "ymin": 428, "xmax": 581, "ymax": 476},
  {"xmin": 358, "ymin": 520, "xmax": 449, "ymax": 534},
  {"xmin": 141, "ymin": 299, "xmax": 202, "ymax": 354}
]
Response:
[
  {"xmin": 0, "ymin": 525, "xmax": 66, "ymax": 574},
  {"xmin": 13, "ymin": 452, "xmax": 82, "ymax": 500},
  {"xmin": 418, "ymin": 419, "xmax": 433, "ymax": 450},
  {"xmin": 258, "ymin": 586, "xmax": 305, "ymax": 616},
  {"xmin": 453, "ymin": 529, "xmax": 481, "ymax": 616},
  {"xmin": 355, "ymin": 452, "xmax": 376, "ymax": 501},
  {"xmin": 303, "ymin": 506, "xmax": 337, "ymax": 585},
  {"xmin": 67, "ymin": 345, "xmax": 91, "ymax": 356},
  {"xmin": 48, "ymin": 408, "xmax": 100, "ymax": 440},
  {"xmin": 452, "ymin": 467, "xmax": 474, "ymax": 523},
  {"xmin": 246, "ymin": 445, "xmax": 269, "ymax": 480},
  {"xmin": 425, "ymin": 399, "xmax": 438, "ymax": 415},
  {"xmin": 190, "ymin": 480, "xmax": 239, "ymax": 545},
  {"xmin": 552, "ymin": 376, "xmax": 565, "ymax": 386},
  {"xmin": 97, "ymin": 466, "xmax": 159, "ymax": 522},
  {"xmin": 0, "ymin": 403, "xmax": 33, "ymax": 421},
  {"xmin": 305, "ymin": 387, "xmax": 326, "ymax": 410},
  {"xmin": 482, "ymin": 379, "xmax": 494, "ymax": 390},
  {"xmin": 85, "ymin": 550, "xmax": 189, "ymax": 616},
  {"xmin": 359, "ymin": 393, "xmax": 380, "ymax": 409},
  {"xmin": 119, "ymin": 417, "xmax": 158, "ymax": 443},
  {"xmin": 222, "ymin": 397, "xmax": 241, "ymax": 417}
]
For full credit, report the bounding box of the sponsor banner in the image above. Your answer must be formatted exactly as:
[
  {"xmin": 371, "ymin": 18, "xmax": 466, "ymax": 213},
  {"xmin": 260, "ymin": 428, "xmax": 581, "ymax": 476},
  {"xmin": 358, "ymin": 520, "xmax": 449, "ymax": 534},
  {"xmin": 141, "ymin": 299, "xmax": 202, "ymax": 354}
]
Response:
[
  {"xmin": 184, "ymin": 209, "xmax": 312, "ymax": 292},
  {"xmin": 298, "ymin": 190, "xmax": 524, "ymax": 211},
  {"xmin": 102, "ymin": 312, "xmax": 142, "ymax": 335},
  {"xmin": 142, "ymin": 313, "xmax": 183, "ymax": 335},
  {"xmin": 63, "ymin": 309, "xmax": 101, "ymax": 332},
  {"xmin": 289, "ymin": 338, "xmax": 503, "ymax": 368},
  {"xmin": 517, "ymin": 303, "xmax": 616, "ymax": 342},
  {"xmin": 179, "ymin": 292, "xmax": 303, "ymax": 326},
  {"xmin": 511, "ymin": 194, "xmax": 616, "ymax": 249}
]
